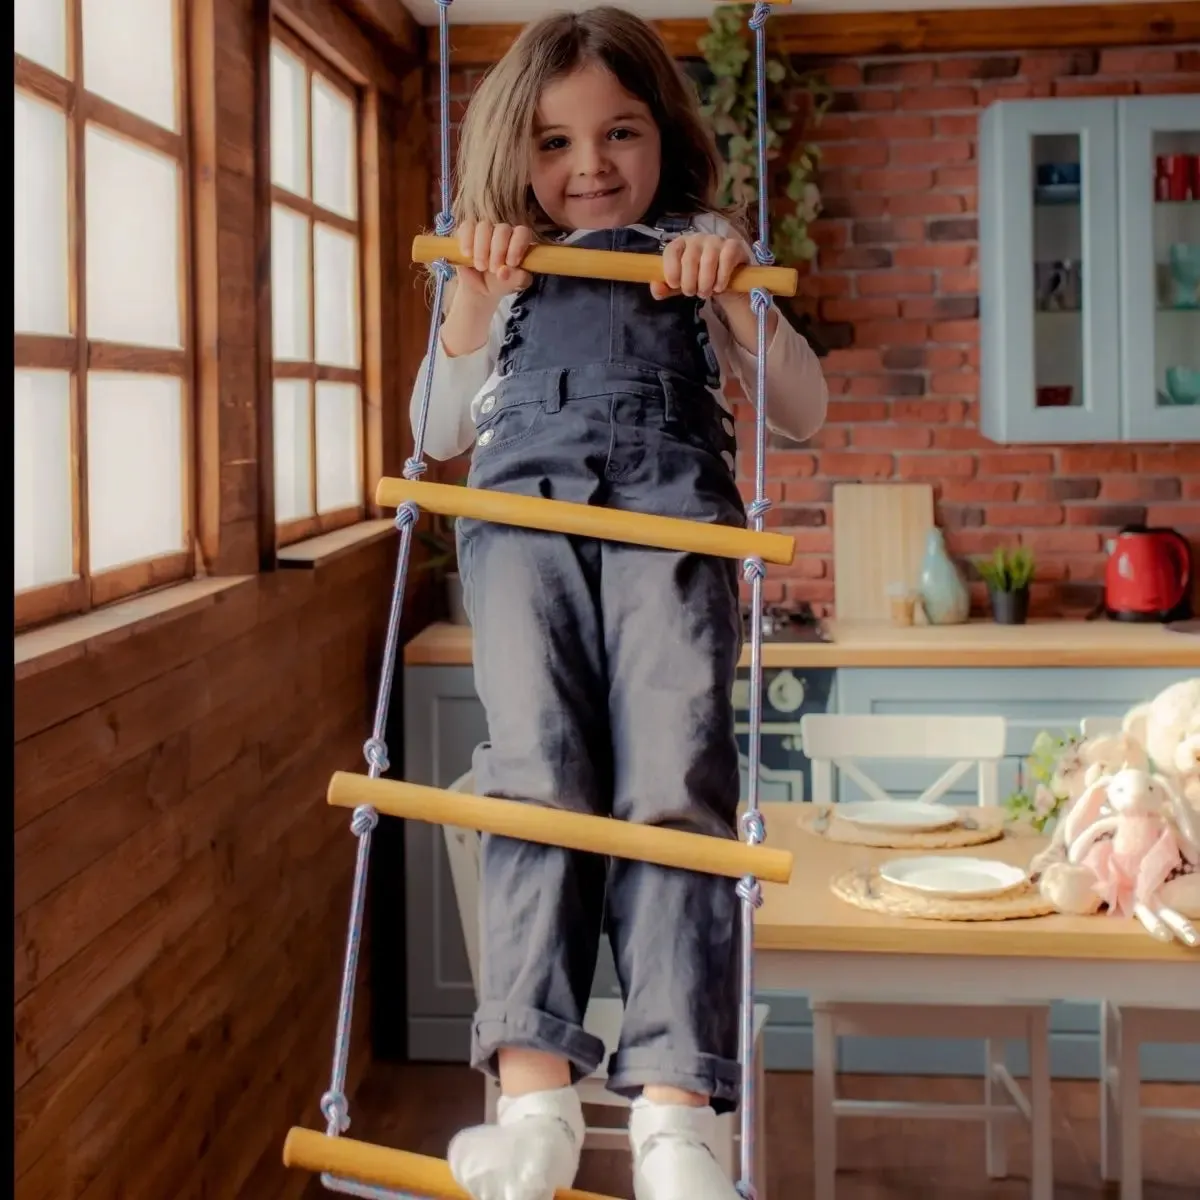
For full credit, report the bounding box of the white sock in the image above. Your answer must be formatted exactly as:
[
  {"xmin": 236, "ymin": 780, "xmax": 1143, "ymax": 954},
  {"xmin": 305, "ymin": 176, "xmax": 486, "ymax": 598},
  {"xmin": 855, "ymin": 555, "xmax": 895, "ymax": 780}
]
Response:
[
  {"xmin": 448, "ymin": 1085, "xmax": 584, "ymax": 1200},
  {"xmin": 629, "ymin": 1097, "xmax": 742, "ymax": 1200}
]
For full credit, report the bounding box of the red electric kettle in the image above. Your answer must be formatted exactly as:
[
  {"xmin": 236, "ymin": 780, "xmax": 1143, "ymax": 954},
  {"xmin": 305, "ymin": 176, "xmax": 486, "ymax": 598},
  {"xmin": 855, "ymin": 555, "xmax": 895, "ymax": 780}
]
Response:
[{"xmin": 1104, "ymin": 525, "xmax": 1194, "ymax": 623}]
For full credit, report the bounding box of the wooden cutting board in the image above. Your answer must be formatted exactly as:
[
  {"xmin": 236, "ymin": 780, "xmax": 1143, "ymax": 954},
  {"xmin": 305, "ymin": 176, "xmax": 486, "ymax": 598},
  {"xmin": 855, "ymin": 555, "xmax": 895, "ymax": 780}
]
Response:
[{"xmin": 832, "ymin": 483, "xmax": 935, "ymax": 622}]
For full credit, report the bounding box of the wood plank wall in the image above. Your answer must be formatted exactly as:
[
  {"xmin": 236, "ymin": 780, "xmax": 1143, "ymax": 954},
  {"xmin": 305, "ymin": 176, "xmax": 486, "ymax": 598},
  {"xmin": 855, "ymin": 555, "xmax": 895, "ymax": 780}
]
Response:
[{"xmin": 14, "ymin": 1, "xmax": 431, "ymax": 1196}]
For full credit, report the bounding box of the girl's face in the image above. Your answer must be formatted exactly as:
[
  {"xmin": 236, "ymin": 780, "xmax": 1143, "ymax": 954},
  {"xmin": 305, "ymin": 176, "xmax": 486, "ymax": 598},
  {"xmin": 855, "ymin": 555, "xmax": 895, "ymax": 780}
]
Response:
[{"xmin": 530, "ymin": 62, "xmax": 662, "ymax": 231}]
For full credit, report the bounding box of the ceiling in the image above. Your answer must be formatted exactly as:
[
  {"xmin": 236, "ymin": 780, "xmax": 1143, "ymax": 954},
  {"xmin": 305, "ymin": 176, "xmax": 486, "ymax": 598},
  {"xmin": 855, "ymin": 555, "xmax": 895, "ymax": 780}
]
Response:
[{"xmin": 401, "ymin": 0, "xmax": 1161, "ymax": 24}]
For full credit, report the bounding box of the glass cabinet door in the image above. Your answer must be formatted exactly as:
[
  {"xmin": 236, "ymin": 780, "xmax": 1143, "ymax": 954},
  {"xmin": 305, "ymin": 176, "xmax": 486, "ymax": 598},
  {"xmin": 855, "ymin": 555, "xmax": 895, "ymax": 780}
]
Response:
[
  {"xmin": 1118, "ymin": 95, "xmax": 1200, "ymax": 442},
  {"xmin": 980, "ymin": 98, "xmax": 1121, "ymax": 443}
]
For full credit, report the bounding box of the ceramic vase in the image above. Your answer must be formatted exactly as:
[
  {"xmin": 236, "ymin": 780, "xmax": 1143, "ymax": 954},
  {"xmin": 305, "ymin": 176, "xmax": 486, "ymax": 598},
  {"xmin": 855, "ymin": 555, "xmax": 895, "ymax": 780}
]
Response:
[{"xmin": 919, "ymin": 528, "xmax": 970, "ymax": 625}]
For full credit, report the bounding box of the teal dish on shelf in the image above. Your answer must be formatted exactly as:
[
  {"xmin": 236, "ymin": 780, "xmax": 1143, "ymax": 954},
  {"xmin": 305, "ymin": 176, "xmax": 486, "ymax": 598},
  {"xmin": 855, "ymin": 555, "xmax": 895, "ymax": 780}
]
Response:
[
  {"xmin": 1164, "ymin": 366, "xmax": 1200, "ymax": 406},
  {"xmin": 1168, "ymin": 243, "xmax": 1200, "ymax": 309}
]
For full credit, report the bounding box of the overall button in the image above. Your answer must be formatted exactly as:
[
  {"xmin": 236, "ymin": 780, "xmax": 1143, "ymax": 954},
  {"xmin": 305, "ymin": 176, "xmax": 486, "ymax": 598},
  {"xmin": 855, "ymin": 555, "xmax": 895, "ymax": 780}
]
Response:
[
  {"xmin": 722, "ymin": 417, "xmax": 735, "ymax": 436},
  {"xmin": 480, "ymin": 395, "xmax": 496, "ymax": 415},
  {"xmin": 478, "ymin": 428, "xmax": 495, "ymax": 446}
]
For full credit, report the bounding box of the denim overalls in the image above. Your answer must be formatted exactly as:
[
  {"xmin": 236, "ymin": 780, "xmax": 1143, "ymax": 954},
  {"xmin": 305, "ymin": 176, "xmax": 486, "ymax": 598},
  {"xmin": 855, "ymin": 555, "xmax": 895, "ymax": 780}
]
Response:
[{"xmin": 456, "ymin": 217, "xmax": 747, "ymax": 1112}]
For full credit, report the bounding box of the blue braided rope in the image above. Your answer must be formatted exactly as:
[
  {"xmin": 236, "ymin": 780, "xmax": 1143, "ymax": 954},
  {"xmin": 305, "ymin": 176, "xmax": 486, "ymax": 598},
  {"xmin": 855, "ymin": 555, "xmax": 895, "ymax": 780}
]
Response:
[
  {"xmin": 317, "ymin": 5, "xmax": 455, "ymax": 1195},
  {"xmin": 735, "ymin": 7, "xmax": 776, "ymax": 1198}
]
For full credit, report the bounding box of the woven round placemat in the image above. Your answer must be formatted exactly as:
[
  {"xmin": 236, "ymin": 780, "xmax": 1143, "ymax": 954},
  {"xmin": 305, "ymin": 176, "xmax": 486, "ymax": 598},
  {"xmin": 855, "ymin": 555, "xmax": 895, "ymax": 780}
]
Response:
[
  {"xmin": 831, "ymin": 868, "xmax": 1056, "ymax": 922},
  {"xmin": 797, "ymin": 806, "xmax": 1006, "ymax": 849}
]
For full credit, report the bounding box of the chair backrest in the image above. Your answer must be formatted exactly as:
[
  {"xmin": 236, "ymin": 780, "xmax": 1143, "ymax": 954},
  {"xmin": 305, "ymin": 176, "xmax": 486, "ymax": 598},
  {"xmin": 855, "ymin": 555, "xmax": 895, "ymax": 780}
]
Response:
[
  {"xmin": 798, "ymin": 713, "xmax": 1007, "ymax": 807},
  {"xmin": 441, "ymin": 771, "xmax": 482, "ymax": 993},
  {"xmin": 1080, "ymin": 715, "xmax": 1123, "ymax": 739}
]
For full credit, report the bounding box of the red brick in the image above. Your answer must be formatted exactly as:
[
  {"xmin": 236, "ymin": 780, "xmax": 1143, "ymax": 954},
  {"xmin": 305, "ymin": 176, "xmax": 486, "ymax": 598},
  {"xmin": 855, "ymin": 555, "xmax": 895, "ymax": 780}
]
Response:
[
  {"xmin": 851, "ymin": 218, "xmax": 926, "ymax": 244},
  {"xmin": 1018, "ymin": 51, "xmax": 1099, "ymax": 81},
  {"xmin": 898, "ymin": 86, "xmax": 978, "ymax": 110},
  {"xmin": 775, "ymin": 556, "xmax": 829, "ymax": 580},
  {"xmin": 930, "ymin": 372, "xmax": 980, "ymax": 396},
  {"xmin": 944, "ymin": 528, "xmax": 1013, "ymax": 556},
  {"xmin": 819, "ymin": 452, "xmax": 894, "ymax": 478},
  {"xmin": 1060, "ymin": 447, "xmax": 1136, "ymax": 472},
  {"xmin": 927, "ymin": 347, "xmax": 967, "ymax": 369},
  {"xmin": 898, "ymin": 454, "xmax": 975, "ymax": 479},
  {"xmin": 930, "ymin": 319, "xmax": 980, "ymax": 342},
  {"xmin": 846, "ymin": 375, "xmax": 925, "ymax": 398},
  {"xmin": 1140, "ymin": 79, "xmax": 1200, "ymax": 96},
  {"xmin": 934, "ymin": 166, "xmax": 978, "ymax": 190},
  {"xmin": 1100, "ymin": 477, "xmax": 1182, "ymax": 502},
  {"xmin": 979, "ymin": 81, "xmax": 1053, "ymax": 104},
  {"xmin": 822, "ymin": 348, "xmax": 883, "ymax": 372},
  {"xmin": 1065, "ymin": 505, "xmax": 1148, "ymax": 528},
  {"xmin": 854, "ymin": 319, "xmax": 930, "ymax": 346},
  {"xmin": 825, "ymin": 400, "xmax": 890, "ymax": 422},
  {"xmin": 887, "ymin": 192, "xmax": 968, "ymax": 216},
  {"xmin": 811, "ymin": 221, "xmax": 851, "ymax": 249},
  {"xmin": 939, "ymin": 267, "xmax": 979, "ymax": 293},
  {"xmin": 936, "ymin": 56, "xmax": 1021, "ymax": 82},
  {"xmin": 936, "ymin": 113, "xmax": 979, "ymax": 137},
  {"xmin": 1022, "ymin": 529, "xmax": 1103, "ymax": 554},
  {"xmin": 818, "ymin": 192, "xmax": 890, "ymax": 220},
  {"xmin": 931, "ymin": 426, "xmax": 993, "ymax": 450},
  {"xmin": 892, "ymin": 140, "xmax": 974, "ymax": 166},
  {"xmin": 857, "ymin": 168, "xmax": 936, "ymax": 193},
  {"xmin": 862, "ymin": 59, "xmax": 937, "ymax": 85},
  {"xmin": 854, "ymin": 90, "xmax": 900, "ymax": 112},
  {"xmin": 821, "ymin": 246, "xmax": 894, "ymax": 271},
  {"xmin": 978, "ymin": 452, "xmax": 1056, "ymax": 475},
  {"xmin": 789, "ymin": 530, "xmax": 834, "ymax": 554},
  {"xmin": 986, "ymin": 504, "xmax": 1065, "ymax": 527},
  {"xmin": 764, "ymin": 452, "xmax": 817, "ymax": 478},
  {"xmin": 786, "ymin": 580, "xmax": 836, "ymax": 606},
  {"xmin": 846, "ymin": 115, "xmax": 936, "ymax": 140},
  {"xmin": 942, "ymin": 480, "xmax": 1019, "ymax": 502},
  {"xmin": 1184, "ymin": 479, "xmax": 1200, "ymax": 501},
  {"xmin": 1136, "ymin": 447, "xmax": 1200, "ymax": 472},
  {"xmin": 893, "ymin": 399, "xmax": 968, "ymax": 423},
  {"xmin": 893, "ymin": 245, "xmax": 976, "ymax": 269},
  {"xmin": 857, "ymin": 271, "xmax": 936, "ymax": 296},
  {"xmin": 1054, "ymin": 79, "xmax": 1136, "ymax": 98},
  {"xmin": 795, "ymin": 272, "xmax": 854, "ymax": 299},
  {"xmin": 822, "ymin": 297, "xmax": 899, "ymax": 322},
  {"xmin": 806, "ymin": 426, "xmax": 850, "ymax": 449},
  {"xmin": 819, "ymin": 141, "xmax": 891, "ymax": 168},
  {"xmin": 1147, "ymin": 504, "xmax": 1200, "ymax": 528},
  {"xmin": 1098, "ymin": 49, "xmax": 1178, "ymax": 75},
  {"xmin": 783, "ymin": 480, "xmax": 834, "ymax": 503},
  {"xmin": 850, "ymin": 425, "xmax": 933, "ymax": 450},
  {"xmin": 1062, "ymin": 557, "xmax": 1108, "ymax": 583},
  {"xmin": 824, "ymin": 63, "xmax": 863, "ymax": 89}
]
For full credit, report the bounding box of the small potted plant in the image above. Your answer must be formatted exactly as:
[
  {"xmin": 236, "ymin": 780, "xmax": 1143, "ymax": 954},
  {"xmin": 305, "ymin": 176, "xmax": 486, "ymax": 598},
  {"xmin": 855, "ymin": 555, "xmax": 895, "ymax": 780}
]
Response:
[
  {"xmin": 414, "ymin": 480, "xmax": 469, "ymax": 626},
  {"xmin": 976, "ymin": 545, "xmax": 1035, "ymax": 626}
]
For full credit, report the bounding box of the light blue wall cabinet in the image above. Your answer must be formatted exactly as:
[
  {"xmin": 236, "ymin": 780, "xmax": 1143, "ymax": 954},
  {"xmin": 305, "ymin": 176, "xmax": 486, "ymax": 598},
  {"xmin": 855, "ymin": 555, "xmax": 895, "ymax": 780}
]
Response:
[{"xmin": 980, "ymin": 94, "xmax": 1200, "ymax": 444}]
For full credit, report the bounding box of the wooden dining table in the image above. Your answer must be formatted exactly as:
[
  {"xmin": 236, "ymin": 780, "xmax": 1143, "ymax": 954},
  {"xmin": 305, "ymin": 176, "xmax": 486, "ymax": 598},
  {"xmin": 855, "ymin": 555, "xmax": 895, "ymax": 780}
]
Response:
[{"xmin": 753, "ymin": 800, "xmax": 1199, "ymax": 1009}]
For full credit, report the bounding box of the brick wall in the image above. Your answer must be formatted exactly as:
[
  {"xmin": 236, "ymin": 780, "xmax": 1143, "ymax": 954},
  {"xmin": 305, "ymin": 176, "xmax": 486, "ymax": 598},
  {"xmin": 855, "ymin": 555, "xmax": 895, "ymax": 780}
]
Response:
[{"xmin": 427, "ymin": 45, "xmax": 1200, "ymax": 617}]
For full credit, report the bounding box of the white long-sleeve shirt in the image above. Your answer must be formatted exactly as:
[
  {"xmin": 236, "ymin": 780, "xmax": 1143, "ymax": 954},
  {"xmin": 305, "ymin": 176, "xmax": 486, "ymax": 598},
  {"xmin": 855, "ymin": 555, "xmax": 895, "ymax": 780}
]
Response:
[{"xmin": 409, "ymin": 213, "xmax": 828, "ymax": 461}]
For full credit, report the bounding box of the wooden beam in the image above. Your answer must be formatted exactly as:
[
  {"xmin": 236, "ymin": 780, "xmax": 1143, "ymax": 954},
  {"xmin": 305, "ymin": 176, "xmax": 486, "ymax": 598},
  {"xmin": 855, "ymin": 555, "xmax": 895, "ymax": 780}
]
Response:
[
  {"xmin": 336, "ymin": 0, "xmax": 423, "ymax": 63},
  {"xmin": 275, "ymin": 0, "xmax": 411, "ymax": 95},
  {"xmin": 425, "ymin": 3, "xmax": 1200, "ymax": 66}
]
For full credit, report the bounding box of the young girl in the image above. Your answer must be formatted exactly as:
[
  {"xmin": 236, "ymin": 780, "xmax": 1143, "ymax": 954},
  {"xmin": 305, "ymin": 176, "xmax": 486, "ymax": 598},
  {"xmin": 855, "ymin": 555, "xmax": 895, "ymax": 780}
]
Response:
[{"xmin": 410, "ymin": 8, "xmax": 827, "ymax": 1199}]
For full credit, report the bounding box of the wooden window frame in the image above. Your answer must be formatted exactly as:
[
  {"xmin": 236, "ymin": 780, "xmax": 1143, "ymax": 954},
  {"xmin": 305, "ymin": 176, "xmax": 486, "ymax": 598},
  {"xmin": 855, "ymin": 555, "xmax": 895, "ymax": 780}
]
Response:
[
  {"xmin": 13, "ymin": 0, "xmax": 195, "ymax": 633},
  {"xmin": 269, "ymin": 20, "xmax": 367, "ymax": 549}
]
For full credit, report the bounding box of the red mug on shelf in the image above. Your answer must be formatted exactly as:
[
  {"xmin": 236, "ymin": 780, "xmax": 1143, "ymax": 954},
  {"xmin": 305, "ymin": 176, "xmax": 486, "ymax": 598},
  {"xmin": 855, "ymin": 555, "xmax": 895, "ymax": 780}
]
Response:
[
  {"xmin": 1036, "ymin": 385, "xmax": 1073, "ymax": 408},
  {"xmin": 1156, "ymin": 154, "xmax": 1197, "ymax": 202}
]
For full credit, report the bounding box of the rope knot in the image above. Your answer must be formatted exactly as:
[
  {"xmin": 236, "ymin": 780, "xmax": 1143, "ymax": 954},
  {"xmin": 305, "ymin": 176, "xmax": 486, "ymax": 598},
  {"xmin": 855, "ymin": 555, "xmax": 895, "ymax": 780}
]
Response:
[
  {"xmin": 320, "ymin": 1090, "xmax": 350, "ymax": 1133},
  {"xmin": 736, "ymin": 1181, "xmax": 758, "ymax": 1200},
  {"xmin": 393, "ymin": 502, "xmax": 420, "ymax": 533},
  {"xmin": 363, "ymin": 737, "xmax": 390, "ymax": 773},
  {"xmin": 748, "ymin": 1, "xmax": 771, "ymax": 30},
  {"xmin": 435, "ymin": 0, "xmax": 453, "ymax": 7},
  {"xmin": 751, "ymin": 241, "xmax": 775, "ymax": 267},
  {"xmin": 432, "ymin": 258, "xmax": 454, "ymax": 283},
  {"xmin": 736, "ymin": 875, "xmax": 764, "ymax": 908},
  {"xmin": 434, "ymin": 211, "xmax": 455, "ymax": 236},
  {"xmin": 749, "ymin": 286, "xmax": 771, "ymax": 315},
  {"xmin": 741, "ymin": 809, "xmax": 766, "ymax": 844},
  {"xmin": 351, "ymin": 805, "xmax": 379, "ymax": 837},
  {"xmin": 746, "ymin": 498, "xmax": 772, "ymax": 521},
  {"xmin": 402, "ymin": 457, "xmax": 428, "ymax": 480},
  {"xmin": 742, "ymin": 556, "xmax": 765, "ymax": 583}
]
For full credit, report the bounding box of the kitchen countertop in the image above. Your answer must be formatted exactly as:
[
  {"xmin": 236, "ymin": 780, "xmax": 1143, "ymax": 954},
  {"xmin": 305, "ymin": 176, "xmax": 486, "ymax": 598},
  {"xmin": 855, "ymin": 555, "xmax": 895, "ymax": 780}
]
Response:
[{"xmin": 404, "ymin": 619, "xmax": 1200, "ymax": 669}]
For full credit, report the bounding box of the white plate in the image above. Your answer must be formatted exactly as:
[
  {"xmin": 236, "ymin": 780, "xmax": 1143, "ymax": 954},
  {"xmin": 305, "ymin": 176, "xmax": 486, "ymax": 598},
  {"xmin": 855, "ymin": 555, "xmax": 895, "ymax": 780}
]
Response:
[
  {"xmin": 835, "ymin": 801, "xmax": 958, "ymax": 831},
  {"xmin": 879, "ymin": 856, "xmax": 1028, "ymax": 900}
]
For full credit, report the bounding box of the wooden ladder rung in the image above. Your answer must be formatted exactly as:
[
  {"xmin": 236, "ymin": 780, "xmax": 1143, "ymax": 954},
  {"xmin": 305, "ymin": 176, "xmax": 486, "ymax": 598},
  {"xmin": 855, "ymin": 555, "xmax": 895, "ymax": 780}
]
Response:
[
  {"xmin": 376, "ymin": 478, "xmax": 795, "ymax": 565},
  {"xmin": 282, "ymin": 1128, "xmax": 619, "ymax": 1199},
  {"xmin": 411, "ymin": 234, "xmax": 799, "ymax": 297},
  {"xmin": 327, "ymin": 773, "xmax": 794, "ymax": 884}
]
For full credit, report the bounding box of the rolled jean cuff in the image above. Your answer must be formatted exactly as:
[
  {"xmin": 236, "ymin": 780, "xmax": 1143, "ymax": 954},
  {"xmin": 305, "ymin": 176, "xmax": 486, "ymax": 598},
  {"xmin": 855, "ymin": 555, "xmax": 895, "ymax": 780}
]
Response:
[
  {"xmin": 471, "ymin": 1003, "xmax": 608, "ymax": 1084},
  {"xmin": 605, "ymin": 1046, "xmax": 743, "ymax": 1115}
]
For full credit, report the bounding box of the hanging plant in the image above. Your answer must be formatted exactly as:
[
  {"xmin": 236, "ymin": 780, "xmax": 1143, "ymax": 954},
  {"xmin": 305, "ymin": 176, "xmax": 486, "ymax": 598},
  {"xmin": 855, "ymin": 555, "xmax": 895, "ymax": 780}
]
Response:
[{"xmin": 694, "ymin": 4, "xmax": 831, "ymax": 265}]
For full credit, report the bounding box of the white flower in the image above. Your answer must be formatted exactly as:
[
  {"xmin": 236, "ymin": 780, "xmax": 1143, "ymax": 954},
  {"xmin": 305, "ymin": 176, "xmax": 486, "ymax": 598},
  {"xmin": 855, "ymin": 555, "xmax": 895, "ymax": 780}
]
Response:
[{"xmin": 1033, "ymin": 785, "xmax": 1058, "ymax": 817}]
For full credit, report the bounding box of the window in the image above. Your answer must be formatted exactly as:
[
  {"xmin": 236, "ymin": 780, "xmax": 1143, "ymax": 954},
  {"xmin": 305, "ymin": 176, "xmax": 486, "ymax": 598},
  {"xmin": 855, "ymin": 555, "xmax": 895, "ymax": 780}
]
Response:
[
  {"xmin": 13, "ymin": 0, "xmax": 193, "ymax": 630},
  {"xmin": 269, "ymin": 26, "xmax": 365, "ymax": 546}
]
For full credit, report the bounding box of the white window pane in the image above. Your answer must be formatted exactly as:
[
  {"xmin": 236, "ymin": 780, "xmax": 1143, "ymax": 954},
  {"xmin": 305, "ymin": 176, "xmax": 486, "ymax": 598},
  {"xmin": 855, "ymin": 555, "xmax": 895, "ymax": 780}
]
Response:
[
  {"xmin": 273, "ymin": 380, "xmax": 312, "ymax": 522},
  {"xmin": 312, "ymin": 76, "xmax": 356, "ymax": 219},
  {"xmin": 86, "ymin": 126, "xmax": 181, "ymax": 347},
  {"xmin": 314, "ymin": 225, "xmax": 359, "ymax": 368},
  {"xmin": 16, "ymin": 0, "xmax": 68, "ymax": 77},
  {"xmin": 82, "ymin": 0, "xmax": 177, "ymax": 130},
  {"xmin": 270, "ymin": 43, "xmax": 308, "ymax": 197},
  {"xmin": 87, "ymin": 373, "xmax": 184, "ymax": 572},
  {"xmin": 14, "ymin": 370, "xmax": 74, "ymax": 591},
  {"xmin": 272, "ymin": 206, "xmax": 310, "ymax": 360},
  {"xmin": 14, "ymin": 90, "xmax": 70, "ymax": 336},
  {"xmin": 315, "ymin": 383, "xmax": 361, "ymax": 513}
]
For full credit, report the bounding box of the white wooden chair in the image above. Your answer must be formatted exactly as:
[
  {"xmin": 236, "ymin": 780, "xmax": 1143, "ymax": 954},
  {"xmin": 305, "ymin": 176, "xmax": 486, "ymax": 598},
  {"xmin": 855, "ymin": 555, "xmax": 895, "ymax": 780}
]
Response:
[
  {"xmin": 1078, "ymin": 716, "xmax": 1200, "ymax": 1200},
  {"xmin": 441, "ymin": 772, "xmax": 770, "ymax": 1193},
  {"xmin": 797, "ymin": 714, "xmax": 1053, "ymax": 1200}
]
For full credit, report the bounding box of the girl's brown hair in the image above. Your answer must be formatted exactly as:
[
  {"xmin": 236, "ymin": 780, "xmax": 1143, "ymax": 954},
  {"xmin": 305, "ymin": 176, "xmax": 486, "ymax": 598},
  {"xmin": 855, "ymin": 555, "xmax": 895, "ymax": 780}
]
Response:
[{"xmin": 452, "ymin": 6, "xmax": 727, "ymax": 234}]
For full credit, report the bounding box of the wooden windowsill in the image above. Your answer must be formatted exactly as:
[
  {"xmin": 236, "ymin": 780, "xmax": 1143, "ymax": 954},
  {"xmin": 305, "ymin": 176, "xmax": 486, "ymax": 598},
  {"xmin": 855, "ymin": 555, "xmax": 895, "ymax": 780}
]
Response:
[
  {"xmin": 275, "ymin": 517, "xmax": 396, "ymax": 568},
  {"xmin": 14, "ymin": 575, "xmax": 256, "ymax": 681}
]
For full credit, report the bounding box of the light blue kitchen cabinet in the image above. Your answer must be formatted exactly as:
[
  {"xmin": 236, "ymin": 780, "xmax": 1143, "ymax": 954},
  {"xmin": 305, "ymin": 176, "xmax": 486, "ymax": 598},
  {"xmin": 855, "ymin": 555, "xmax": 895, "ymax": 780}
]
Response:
[{"xmin": 980, "ymin": 94, "xmax": 1200, "ymax": 444}]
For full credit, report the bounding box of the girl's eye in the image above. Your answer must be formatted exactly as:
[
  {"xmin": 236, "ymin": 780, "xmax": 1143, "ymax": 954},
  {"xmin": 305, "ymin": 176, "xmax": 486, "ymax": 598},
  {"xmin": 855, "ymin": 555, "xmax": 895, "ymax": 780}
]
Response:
[
  {"xmin": 540, "ymin": 136, "xmax": 568, "ymax": 152},
  {"xmin": 608, "ymin": 127, "xmax": 637, "ymax": 142}
]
